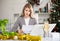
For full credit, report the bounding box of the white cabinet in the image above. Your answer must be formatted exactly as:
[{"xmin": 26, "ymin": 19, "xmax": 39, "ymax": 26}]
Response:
[{"xmin": 33, "ymin": 0, "xmax": 51, "ymax": 24}]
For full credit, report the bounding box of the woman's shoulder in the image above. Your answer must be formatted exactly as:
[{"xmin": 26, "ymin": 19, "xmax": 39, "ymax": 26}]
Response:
[
  {"xmin": 17, "ymin": 16, "xmax": 24, "ymax": 20},
  {"xmin": 30, "ymin": 17, "xmax": 36, "ymax": 20},
  {"xmin": 18, "ymin": 16, "xmax": 23, "ymax": 19}
]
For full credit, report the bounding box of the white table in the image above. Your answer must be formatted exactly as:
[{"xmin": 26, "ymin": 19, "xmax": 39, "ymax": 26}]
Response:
[
  {"xmin": 42, "ymin": 32, "xmax": 60, "ymax": 41},
  {"xmin": 42, "ymin": 37, "xmax": 60, "ymax": 41}
]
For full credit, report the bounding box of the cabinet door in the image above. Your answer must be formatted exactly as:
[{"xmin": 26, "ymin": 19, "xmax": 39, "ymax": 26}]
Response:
[{"xmin": 39, "ymin": 3, "xmax": 48, "ymax": 13}]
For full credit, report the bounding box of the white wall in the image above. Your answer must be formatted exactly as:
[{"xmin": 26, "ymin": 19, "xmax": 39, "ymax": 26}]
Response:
[
  {"xmin": 38, "ymin": 14, "xmax": 49, "ymax": 24},
  {"xmin": 0, "ymin": 0, "xmax": 27, "ymax": 23},
  {"xmin": 0, "ymin": 0, "xmax": 50, "ymax": 24},
  {"xmin": 0, "ymin": 0, "xmax": 2, "ymax": 18}
]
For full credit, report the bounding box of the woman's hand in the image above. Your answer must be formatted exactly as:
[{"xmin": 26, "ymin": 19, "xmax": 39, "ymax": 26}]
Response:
[{"xmin": 18, "ymin": 29, "xmax": 23, "ymax": 34}]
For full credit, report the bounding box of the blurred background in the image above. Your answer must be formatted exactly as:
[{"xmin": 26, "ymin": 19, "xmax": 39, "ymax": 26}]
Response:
[{"xmin": 0, "ymin": 0, "xmax": 60, "ymax": 32}]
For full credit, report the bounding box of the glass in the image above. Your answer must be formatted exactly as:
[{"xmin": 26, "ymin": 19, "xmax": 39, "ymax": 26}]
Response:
[{"xmin": 43, "ymin": 19, "xmax": 49, "ymax": 37}]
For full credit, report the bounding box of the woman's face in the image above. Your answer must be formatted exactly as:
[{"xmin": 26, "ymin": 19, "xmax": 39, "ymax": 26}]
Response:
[{"xmin": 24, "ymin": 7, "xmax": 31, "ymax": 17}]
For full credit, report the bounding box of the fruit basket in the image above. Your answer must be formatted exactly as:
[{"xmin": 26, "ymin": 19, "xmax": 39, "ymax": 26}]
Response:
[
  {"xmin": 0, "ymin": 33, "xmax": 41, "ymax": 41},
  {"xmin": 0, "ymin": 19, "xmax": 41, "ymax": 41}
]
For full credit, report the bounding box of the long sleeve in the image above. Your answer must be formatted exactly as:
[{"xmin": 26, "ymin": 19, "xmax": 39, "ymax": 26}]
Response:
[
  {"xmin": 11, "ymin": 17, "xmax": 21, "ymax": 32},
  {"xmin": 34, "ymin": 18, "xmax": 37, "ymax": 25}
]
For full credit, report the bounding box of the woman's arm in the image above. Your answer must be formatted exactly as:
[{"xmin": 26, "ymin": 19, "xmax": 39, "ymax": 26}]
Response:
[
  {"xmin": 17, "ymin": 29, "xmax": 23, "ymax": 34},
  {"xmin": 11, "ymin": 17, "xmax": 21, "ymax": 32}
]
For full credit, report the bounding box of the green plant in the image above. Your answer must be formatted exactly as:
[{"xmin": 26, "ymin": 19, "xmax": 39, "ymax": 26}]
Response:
[
  {"xmin": 0, "ymin": 19, "xmax": 8, "ymax": 34},
  {"xmin": 0, "ymin": 19, "xmax": 17, "ymax": 37}
]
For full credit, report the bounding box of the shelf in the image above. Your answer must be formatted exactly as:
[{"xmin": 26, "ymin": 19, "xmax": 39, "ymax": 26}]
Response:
[{"xmin": 39, "ymin": 13, "xmax": 50, "ymax": 15}]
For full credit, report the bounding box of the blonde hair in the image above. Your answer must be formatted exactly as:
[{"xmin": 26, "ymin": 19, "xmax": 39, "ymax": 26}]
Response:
[{"xmin": 20, "ymin": 3, "xmax": 34, "ymax": 18}]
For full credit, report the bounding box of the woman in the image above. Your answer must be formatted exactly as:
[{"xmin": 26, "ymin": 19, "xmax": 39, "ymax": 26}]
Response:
[{"xmin": 11, "ymin": 3, "xmax": 37, "ymax": 34}]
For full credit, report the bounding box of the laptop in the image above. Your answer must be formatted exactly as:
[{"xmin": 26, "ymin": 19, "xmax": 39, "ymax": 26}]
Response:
[
  {"xmin": 22, "ymin": 25, "xmax": 44, "ymax": 36},
  {"xmin": 22, "ymin": 24, "xmax": 56, "ymax": 36},
  {"xmin": 30, "ymin": 25, "xmax": 44, "ymax": 36}
]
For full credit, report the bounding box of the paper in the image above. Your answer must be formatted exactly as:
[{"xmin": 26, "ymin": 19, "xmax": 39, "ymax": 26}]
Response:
[
  {"xmin": 22, "ymin": 25, "xmax": 33, "ymax": 34},
  {"xmin": 30, "ymin": 25, "xmax": 44, "ymax": 36}
]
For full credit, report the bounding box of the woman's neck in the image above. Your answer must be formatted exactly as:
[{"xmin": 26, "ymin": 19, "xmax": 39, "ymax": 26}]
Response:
[{"xmin": 24, "ymin": 16, "xmax": 30, "ymax": 18}]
